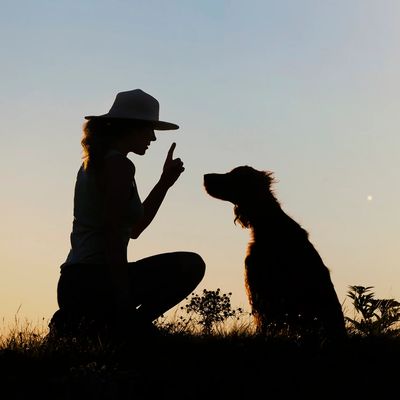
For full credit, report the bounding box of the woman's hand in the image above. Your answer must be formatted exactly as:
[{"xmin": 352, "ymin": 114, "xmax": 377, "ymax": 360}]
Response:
[
  {"xmin": 131, "ymin": 142, "xmax": 184, "ymax": 239},
  {"xmin": 160, "ymin": 142, "xmax": 185, "ymax": 188}
]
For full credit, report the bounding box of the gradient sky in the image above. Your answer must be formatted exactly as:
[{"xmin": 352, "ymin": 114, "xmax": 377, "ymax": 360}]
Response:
[{"xmin": 1, "ymin": 0, "xmax": 400, "ymax": 327}]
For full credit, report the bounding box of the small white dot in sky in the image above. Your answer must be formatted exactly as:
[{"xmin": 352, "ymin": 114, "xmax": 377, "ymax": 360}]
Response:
[{"xmin": 367, "ymin": 195, "xmax": 373, "ymax": 201}]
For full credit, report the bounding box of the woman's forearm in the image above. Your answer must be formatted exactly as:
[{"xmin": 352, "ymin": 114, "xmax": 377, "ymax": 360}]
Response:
[
  {"xmin": 131, "ymin": 144, "xmax": 184, "ymax": 239},
  {"xmin": 130, "ymin": 178, "xmax": 170, "ymax": 239}
]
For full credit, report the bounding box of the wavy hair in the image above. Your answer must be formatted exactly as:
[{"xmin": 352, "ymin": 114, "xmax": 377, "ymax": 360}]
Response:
[{"xmin": 81, "ymin": 118, "xmax": 143, "ymax": 171}]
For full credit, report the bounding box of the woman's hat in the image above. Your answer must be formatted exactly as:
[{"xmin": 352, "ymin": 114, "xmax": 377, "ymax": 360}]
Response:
[{"xmin": 84, "ymin": 89, "xmax": 179, "ymax": 130}]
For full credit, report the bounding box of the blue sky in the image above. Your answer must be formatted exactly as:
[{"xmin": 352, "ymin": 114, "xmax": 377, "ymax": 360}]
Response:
[{"xmin": 1, "ymin": 0, "xmax": 400, "ymax": 325}]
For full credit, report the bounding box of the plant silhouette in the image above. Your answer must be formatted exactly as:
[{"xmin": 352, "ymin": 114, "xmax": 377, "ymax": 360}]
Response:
[
  {"xmin": 182, "ymin": 289, "xmax": 245, "ymax": 335},
  {"xmin": 346, "ymin": 285, "xmax": 400, "ymax": 336}
]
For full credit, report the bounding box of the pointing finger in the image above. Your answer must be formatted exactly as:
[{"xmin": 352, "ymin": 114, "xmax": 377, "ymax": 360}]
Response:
[{"xmin": 166, "ymin": 142, "xmax": 176, "ymax": 161}]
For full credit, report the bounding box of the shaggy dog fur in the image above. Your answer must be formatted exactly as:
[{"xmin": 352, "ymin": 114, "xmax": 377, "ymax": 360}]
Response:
[{"xmin": 204, "ymin": 166, "xmax": 347, "ymax": 341}]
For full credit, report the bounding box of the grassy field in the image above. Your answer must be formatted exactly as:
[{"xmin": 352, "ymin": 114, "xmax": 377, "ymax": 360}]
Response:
[
  {"xmin": 1, "ymin": 322, "xmax": 400, "ymax": 399},
  {"xmin": 2, "ymin": 287, "xmax": 400, "ymax": 399}
]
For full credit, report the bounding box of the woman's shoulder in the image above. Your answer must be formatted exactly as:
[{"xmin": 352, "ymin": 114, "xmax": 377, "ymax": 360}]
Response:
[{"xmin": 104, "ymin": 153, "xmax": 135, "ymax": 179}]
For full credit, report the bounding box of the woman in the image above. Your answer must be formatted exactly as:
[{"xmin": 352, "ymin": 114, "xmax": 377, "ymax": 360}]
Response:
[{"xmin": 50, "ymin": 89, "xmax": 206, "ymax": 340}]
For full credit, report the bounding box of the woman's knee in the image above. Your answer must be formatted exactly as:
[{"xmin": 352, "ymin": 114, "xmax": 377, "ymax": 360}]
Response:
[{"xmin": 178, "ymin": 251, "xmax": 206, "ymax": 284}]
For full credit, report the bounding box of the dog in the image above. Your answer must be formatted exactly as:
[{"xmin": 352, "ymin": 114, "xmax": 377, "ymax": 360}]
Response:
[{"xmin": 204, "ymin": 166, "xmax": 347, "ymax": 341}]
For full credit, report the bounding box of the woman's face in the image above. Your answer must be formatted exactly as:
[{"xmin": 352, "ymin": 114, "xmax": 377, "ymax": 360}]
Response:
[{"xmin": 120, "ymin": 125, "xmax": 157, "ymax": 155}]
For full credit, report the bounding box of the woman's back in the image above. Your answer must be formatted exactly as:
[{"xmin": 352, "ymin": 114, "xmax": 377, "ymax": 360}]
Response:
[{"xmin": 65, "ymin": 151, "xmax": 143, "ymax": 265}]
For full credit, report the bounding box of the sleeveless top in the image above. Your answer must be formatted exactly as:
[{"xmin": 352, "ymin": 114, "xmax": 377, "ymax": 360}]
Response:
[{"xmin": 64, "ymin": 150, "xmax": 144, "ymax": 265}]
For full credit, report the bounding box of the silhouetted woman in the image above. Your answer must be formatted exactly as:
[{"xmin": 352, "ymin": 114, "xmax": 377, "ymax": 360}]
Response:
[{"xmin": 50, "ymin": 89, "xmax": 205, "ymax": 340}]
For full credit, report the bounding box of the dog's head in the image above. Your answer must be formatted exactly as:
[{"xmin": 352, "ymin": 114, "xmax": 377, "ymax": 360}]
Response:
[
  {"xmin": 204, "ymin": 166, "xmax": 274, "ymax": 203},
  {"xmin": 204, "ymin": 166, "xmax": 275, "ymax": 227}
]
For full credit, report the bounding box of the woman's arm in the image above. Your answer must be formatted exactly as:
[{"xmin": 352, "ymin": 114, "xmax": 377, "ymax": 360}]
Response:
[{"xmin": 130, "ymin": 142, "xmax": 184, "ymax": 239}]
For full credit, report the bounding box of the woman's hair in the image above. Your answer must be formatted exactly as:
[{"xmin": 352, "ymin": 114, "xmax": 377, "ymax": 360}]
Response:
[{"xmin": 81, "ymin": 118, "xmax": 143, "ymax": 171}]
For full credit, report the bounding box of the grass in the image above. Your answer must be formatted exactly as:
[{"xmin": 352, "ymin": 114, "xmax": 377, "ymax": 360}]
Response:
[
  {"xmin": 2, "ymin": 317, "xmax": 400, "ymax": 399},
  {"xmin": 2, "ymin": 287, "xmax": 400, "ymax": 399}
]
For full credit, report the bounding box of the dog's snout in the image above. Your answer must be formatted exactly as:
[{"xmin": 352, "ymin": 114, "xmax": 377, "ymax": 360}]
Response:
[
  {"xmin": 203, "ymin": 173, "xmax": 216, "ymax": 188},
  {"xmin": 203, "ymin": 173, "xmax": 221, "ymax": 197}
]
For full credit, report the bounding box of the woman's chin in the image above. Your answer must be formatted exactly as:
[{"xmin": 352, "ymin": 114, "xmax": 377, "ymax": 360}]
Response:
[{"xmin": 132, "ymin": 148, "xmax": 147, "ymax": 156}]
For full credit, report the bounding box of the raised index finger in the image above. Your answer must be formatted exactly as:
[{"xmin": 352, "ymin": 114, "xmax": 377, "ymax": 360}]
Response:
[{"xmin": 166, "ymin": 142, "xmax": 176, "ymax": 161}]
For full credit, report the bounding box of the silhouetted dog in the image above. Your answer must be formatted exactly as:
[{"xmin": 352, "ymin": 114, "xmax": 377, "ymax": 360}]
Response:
[{"xmin": 204, "ymin": 166, "xmax": 347, "ymax": 341}]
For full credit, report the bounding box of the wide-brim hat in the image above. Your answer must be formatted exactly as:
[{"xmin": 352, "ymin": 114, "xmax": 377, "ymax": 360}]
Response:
[{"xmin": 84, "ymin": 89, "xmax": 179, "ymax": 131}]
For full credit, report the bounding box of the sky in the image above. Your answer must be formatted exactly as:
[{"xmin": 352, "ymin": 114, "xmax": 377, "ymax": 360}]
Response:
[{"xmin": 1, "ymin": 0, "xmax": 400, "ymax": 327}]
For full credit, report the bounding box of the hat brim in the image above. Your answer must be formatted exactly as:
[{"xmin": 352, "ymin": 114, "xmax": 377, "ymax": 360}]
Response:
[{"xmin": 84, "ymin": 115, "xmax": 179, "ymax": 131}]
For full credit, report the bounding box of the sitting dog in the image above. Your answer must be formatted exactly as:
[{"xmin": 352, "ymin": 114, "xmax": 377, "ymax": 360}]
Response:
[{"xmin": 204, "ymin": 166, "xmax": 347, "ymax": 341}]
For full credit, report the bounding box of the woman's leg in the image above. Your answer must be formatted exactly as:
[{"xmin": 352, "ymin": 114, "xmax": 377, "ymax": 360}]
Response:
[
  {"xmin": 128, "ymin": 251, "xmax": 205, "ymax": 322},
  {"xmin": 54, "ymin": 263, "xmax": 115, "ymax": 335}
]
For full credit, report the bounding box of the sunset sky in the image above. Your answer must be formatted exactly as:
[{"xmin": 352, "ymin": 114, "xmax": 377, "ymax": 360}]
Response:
[{"xmin": 1, "ymin": 0, "xmax": 400, "ymax": 327}]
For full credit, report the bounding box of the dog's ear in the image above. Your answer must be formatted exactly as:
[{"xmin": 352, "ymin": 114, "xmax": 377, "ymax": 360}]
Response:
[
  {"xmin": 233, "ymin": 170, "xmax": 276, "ymax": 228},
  {"xmin": 234, "ymin": 205, "xmax": 251, "ymax": 228}
]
